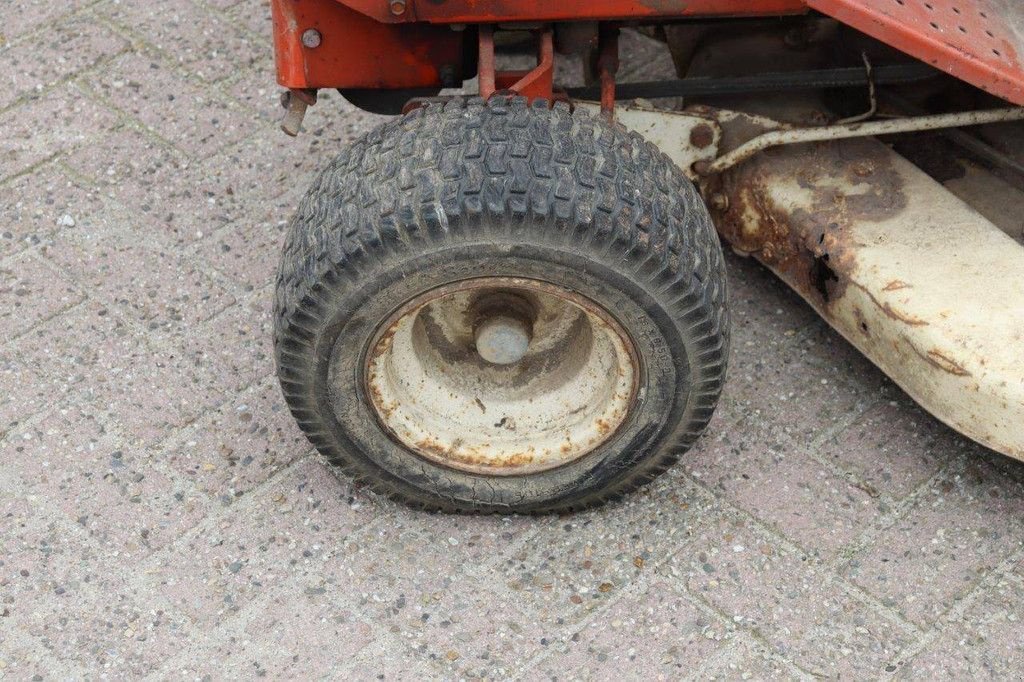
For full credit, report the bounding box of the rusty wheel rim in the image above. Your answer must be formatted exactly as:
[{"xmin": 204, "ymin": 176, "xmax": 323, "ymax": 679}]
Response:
[{"xmin": 362, "ymin": 277, "xmax": 640, "ymax": 476}]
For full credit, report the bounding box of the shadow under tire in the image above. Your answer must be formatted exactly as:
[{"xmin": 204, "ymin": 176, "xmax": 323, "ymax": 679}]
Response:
[{"xmin": 274, "ymin": 96, "xmax": 730, "ymax": 513}]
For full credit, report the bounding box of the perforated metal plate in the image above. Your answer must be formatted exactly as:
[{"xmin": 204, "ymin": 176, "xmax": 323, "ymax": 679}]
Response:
[{"xmin": 807, "ymin": 0, "xmax": 1024, "ymax": 105}]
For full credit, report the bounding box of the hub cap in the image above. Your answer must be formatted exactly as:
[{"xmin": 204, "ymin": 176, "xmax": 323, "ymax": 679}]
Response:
[{"xmin": 363, "ymin": 277, "xmax": 639, "ymax": 475}]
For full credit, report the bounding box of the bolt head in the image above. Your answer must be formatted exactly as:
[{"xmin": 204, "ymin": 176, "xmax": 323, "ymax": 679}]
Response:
[
  {"xmin": 390, "ymin": 0, "xmax": 406, "ymax": 15},
  {"xmin": 301, "ymin": 29, "xmax": 322, "ymax": 48}
]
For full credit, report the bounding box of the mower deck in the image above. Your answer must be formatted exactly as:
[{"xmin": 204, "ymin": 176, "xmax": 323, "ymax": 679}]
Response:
[{"xmin": 269, "ymin": 0, "xmax": 1024, "ymax": 510}]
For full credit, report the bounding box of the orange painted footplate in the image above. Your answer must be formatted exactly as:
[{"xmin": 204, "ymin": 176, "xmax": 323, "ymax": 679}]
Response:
[{"xmin": 807, "ymin": 0, "xmax": 1024, "ymax": 105}]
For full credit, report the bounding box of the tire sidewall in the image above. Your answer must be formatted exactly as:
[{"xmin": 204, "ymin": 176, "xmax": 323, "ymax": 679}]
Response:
[{"xmin": 312, "ymin": 235, "xmax": 693, "ymax": 512}]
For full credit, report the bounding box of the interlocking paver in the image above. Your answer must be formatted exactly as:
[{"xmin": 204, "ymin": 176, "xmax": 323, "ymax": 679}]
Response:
[
  {"xmin": 0, "ymin": 348, "xmax": 49, "ymax": 434},
  {"xmin": 902, "ymin": 577, "xmax": 1024, "ymax": 678},
  {"xmin": 723, "ymin": 320, "xmax": 884, "ymax": 453},
  {"xmin": 106, "ymin": 0, "xmax": 263, "ymax": 83},
  {"xmin": 532, "ymin": 579, "xmax": 729, "ymax": 680},
  {"xmin": 844, "ymin": 460, "xmax": 1024, "ymax": 626},
  {"xmin": 2, "ymin": 2, "xmax": 1024, "ymax": 678},
  {"xmin": 816, "ymin": 397, "xmax": 958, "ymax": 500},
  {"xmin": 0, "ymin": 14, "xmax": 129, "ymax": 111},
  {"xmin": 6, "ymin": 405, "xmax": 207, "ymax": 557},
  {"xmin": 686, "ymin": 429, "xmax": 883, "ymax": 558},
  {"xmin": 699, "ymin": 637, "xmax": 800, "ymax": 681},
  {"xmin": 40, "ymin": 201, "xmax": 235, "ymax": 327},
  {"xmin": 0, "ymin": 87, "xmax": 119, "ymax": 181},
  {"xmin": 400, "ymin": 586, "xmax": 545, "ymax": 679},
  {"xmin": 162, "ymin": 587, "xmax": 379, "ymax": 678},
  {"xmin": 86, "ymin": 51, "xmax": 257, "ymax": 158},
  {"xmin": 160, "ymin": 378, "xmax": 308, "ymax": 499},
  {"xmin": 0, "ymin": 490, "xmax": 193, "ymax": 678},
  {"xmin": 191, "ymin": 217, "xmax": 287, "ymax": 292},
  {"xmin": 672, "ymin": 515, "xmax": 915, "ymax": 678},
  {"xmin": 688, "ymin": 354, "xmax": 885, "ymax": 558},
  {"xmin": 0, "ymin": 164, "xmax": 106, "ymax": 259},
  {"xmin": 10, "ymin": 301, "xmax": 229, "ymax": 446},
  {"xmin": 0, "ymin": 0, "xmax": 91, "ymax": 43},
  {"xmin": 144, "ymin": 457, "xmax": 375, "ymax": 626},
  {"xmin": 0, "ymin": 254, "xmax": 84, "ymax": 339},
  {"xmin": 487, "ymin": 480, "xmax": 719, "ymax": 628}
]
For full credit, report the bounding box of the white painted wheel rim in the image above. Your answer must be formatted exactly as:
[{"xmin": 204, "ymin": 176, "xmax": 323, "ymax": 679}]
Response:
[{"xmin": 363, "ymin": 277, "xmax": 639, "ymax": 475}]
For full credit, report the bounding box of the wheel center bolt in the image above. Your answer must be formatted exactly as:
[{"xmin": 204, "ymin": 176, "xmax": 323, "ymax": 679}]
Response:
[{"xmin": 475, "ymin": 315, "xmax": 532, "ymax": 365}]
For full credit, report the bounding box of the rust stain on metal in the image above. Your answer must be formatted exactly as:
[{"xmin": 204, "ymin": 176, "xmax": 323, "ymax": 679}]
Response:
[
  {"xmin": 920, "ymin": 348, "xmax": 973, "ymax": 377},
  {"xmin": 710, "ymin": 137, "xmax": 907, "ymax": 310},
  {"xmin": 851, "ymin": 282, "xmax": 929, "ymax": 327},
  {"xmin": 883, "ymin": 280, "xmax": 911, "ymax": 291},
  {"xmin": 689, "ymin": 123, "xmax": 715, "ymax": 150},
  {"xmin": 416, "ymin": 436, "xmax": 537, "ymax": 469}
]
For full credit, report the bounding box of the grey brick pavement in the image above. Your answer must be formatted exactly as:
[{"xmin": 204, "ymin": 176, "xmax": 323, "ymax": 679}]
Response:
[{"xmin": 1, "ymin": 1, "xmax": 1023, "ymax": 679}]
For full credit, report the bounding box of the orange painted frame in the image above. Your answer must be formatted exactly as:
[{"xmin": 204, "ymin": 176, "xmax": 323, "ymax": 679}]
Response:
[
  {"xmin": 273, "ymin": 0, "xmax": 1024, "ymax": 106},
  {"xmin": 272, "ymin": 0, "xmax": 464, "ymax": 90},
  {"xmin": 806, "ymin": 0, "xmax": 1024, "ymax": 106},
  {"xmin": 337, "ymin": 0, "xmax": 807, "ymax": 23}
]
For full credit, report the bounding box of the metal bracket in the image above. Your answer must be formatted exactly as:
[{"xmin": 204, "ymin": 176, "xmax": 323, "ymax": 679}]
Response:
[{"xmin": 478, "ymin": 25, "xmax": 555, "ymax": 102}]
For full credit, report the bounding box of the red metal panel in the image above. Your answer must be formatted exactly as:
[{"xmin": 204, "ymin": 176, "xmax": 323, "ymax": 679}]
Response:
[
  {"xmin": 806, "ymin": 0, "xmax": 1024, "ymax": 105},
  {"xmin": 339, "ymin": 0, "xmax": 807, "ymax": 24},
  {"xmin": 272, "ymin": 0, "xmax": 463, "ymax": 89}
]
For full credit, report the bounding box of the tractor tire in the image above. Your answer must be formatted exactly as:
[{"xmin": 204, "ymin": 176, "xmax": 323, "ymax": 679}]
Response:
[{"xmin": 274, "ymin": 96, "xmax": 729, "ymax": 513}]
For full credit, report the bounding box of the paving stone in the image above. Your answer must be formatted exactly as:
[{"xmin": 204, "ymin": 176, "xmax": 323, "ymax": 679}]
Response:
[
  {"xmin": 685, "ymin": 411, "xmax": 884, "ymax": 559},
  {"xmin": 486, "ymin": 481, "xmax": 718, "ymax": 628},
  {"xmin": 148, "ymin": 292, "xmax": 275, "ymax": 393},
  {"xmin": 160, "ymin": 378, "xmax": 308, "ymax": 499},
  {"xmin": 672, "ymin": 515, "xmax": 914, "ymax": 678},
  {"xmin": 311, "ymin": 508, "xmax": 545, "ymax": 678},
  {"xmin": 144, "ymin": 457, "xmax": 376, "ymax": 626},
  {"xmin": 321, "ymin": 509, "xmax": 536, "ymax": 627},
  {"xmin": 0, "ymin": 491, "xmax": 192, "ymax": 678},
  {"xmin": 107, "ymin": 0, "xmax": 263, "ymax": 83},
  {"xmin": 39, "ymin": 201, "xmax": 235, "ymax": 328},
  {"xmin": 902, "ymin": 577, "xmax": 1024, "ymax": 678},
  {"xmin": 0, "ymin": 0, "xmax": 90, "ymax": 42},
  {"xmin": 224, "ymin": 62, "xmax": 281, "ymax": 119},
  {"xmin": 337, "ymin": 633, "xmax": 446, "ymax": 680},
  {"xmin": 64, "ymin": 125, "xmax": 289, "ymax": 247},
  {"xmin": 725, "ymin": 252, "xmax": 818, "ymax": 344},
  {"xmin": 0, "ymin": 347, "xmax": 49, "ymax": 435},
  {"xmin": 723, "ymin": 321, "xmax": 884, "ymax": 453},
  {"xmin": 698, "ymin": 637, "xmax": 799, "ymax": 681},
  {"xmin": 845, "ymin": 460, "xmax": 1024, "ymax": 626},
  {"xmin": 816, "ymin": 397, "xmax": 961, "ymax": 500},
  {"xmin": 0, "ymin": 164, "xmax": 106, "ymax": 259},
  {"xmin": 533, "ymin": 579, "xmax": 729, "ymax": 680},
  {"xmin": 0, "ymin": 254, "xmax": 84, "ymax": 339},
  {"xmin": 87, "ymin": 51, "xmax": 257, "ymax": 158},
  {"xmin": 5, "ymin": 404, "xmax": 207, "ymax": 557},
  {"xmin": 225, "ymin": 0, "xmax": 273, "ymax": 42},
  {"xmin": 11, "ymin": 301, "xmax": 229, "ymax": 446},
  {"xmin": 164, "ymin": 589, "xmax": 378, "ymax": 678},
  {"xmin": 0, "ymin": 629, "xmax": 72, "ymax": 681},
  {"xmin": 192, "ymin": 217, "xmax": 287, "ymax": 292},
  {"xmin": 0, "ymin": 87, "xmax": 119, "ymax": 181},
  {"xmin": 0, "ymin": 14, "xmax": 129, "ymax": 110},
  {"xmin": 399, "ymin": 586, "xmax": 545, "ymax": 679}
]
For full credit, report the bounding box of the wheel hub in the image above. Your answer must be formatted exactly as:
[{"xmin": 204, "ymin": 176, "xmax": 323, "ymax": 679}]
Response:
[{"xmin": 362, "ymin": 277, "xmax": 639, "ymax": 475}]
